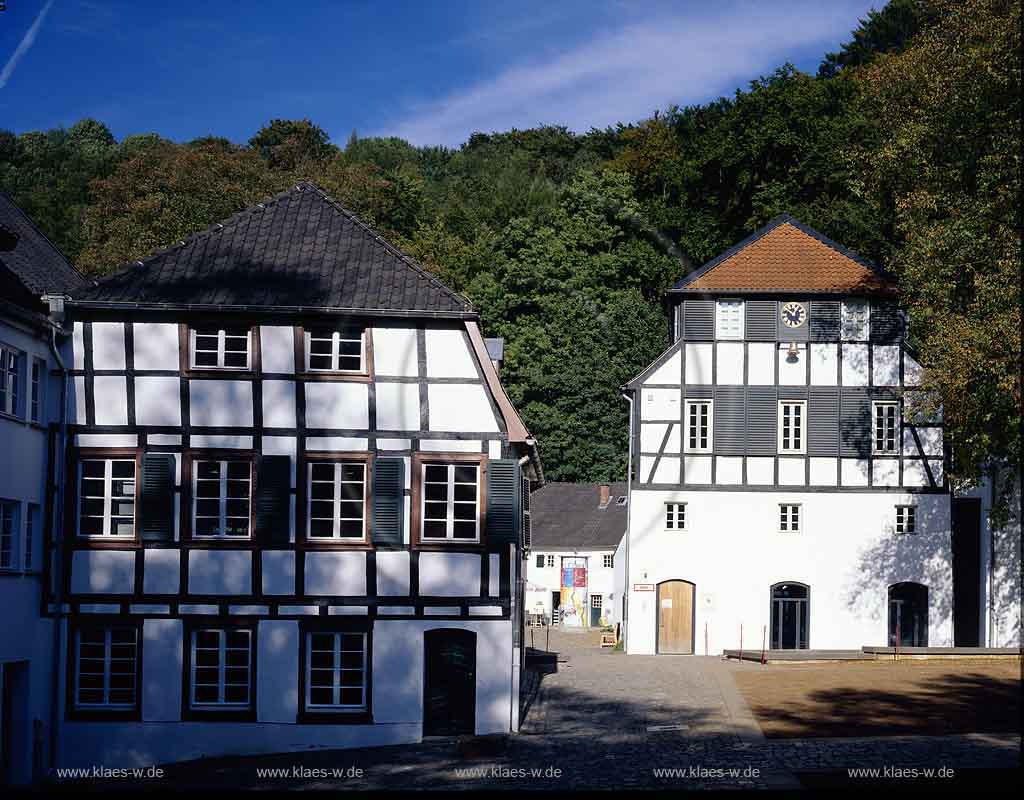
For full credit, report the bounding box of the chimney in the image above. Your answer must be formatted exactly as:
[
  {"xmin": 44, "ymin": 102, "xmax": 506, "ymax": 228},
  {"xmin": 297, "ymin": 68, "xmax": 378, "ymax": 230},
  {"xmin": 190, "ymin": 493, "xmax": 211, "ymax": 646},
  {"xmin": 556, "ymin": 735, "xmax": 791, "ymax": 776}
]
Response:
[{"xmin": 598, "ymin": 484, "xmax": 610, "ymax": 508}]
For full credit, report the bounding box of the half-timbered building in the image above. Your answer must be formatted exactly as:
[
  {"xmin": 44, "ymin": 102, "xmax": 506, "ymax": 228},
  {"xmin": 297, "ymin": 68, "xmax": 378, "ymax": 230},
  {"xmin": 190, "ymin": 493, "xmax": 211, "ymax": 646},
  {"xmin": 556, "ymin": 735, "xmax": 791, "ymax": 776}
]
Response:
[
  {"xmin": 48, "ymin": 183, "xmax": 540, "ymax": 768},
  {"xmin": 620, "ymin": 216, "xmax": 956, "ymax": 655}
]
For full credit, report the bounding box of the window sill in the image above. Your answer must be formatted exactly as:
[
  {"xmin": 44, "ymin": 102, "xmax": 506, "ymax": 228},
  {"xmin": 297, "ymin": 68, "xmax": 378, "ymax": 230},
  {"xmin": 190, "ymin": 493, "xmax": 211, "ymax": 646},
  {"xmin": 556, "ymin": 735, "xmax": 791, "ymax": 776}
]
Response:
[
  {"xmin": 302, "ymin": 539, "xmax": 373, "ymax": 550},
  {"xmin": 296, "ymin": 371, "xmax": 372, "ymax": 383},
  {"xmin": 182, "ymin": 707, "xmax": 257, "ymax": 723},
  {"xmin": 297, "ymin": 710, "xmax": 373, "ymax": 725},
  {"xmin": 66, "ymin": 708, "xmax": 141, "ymax": 722}
]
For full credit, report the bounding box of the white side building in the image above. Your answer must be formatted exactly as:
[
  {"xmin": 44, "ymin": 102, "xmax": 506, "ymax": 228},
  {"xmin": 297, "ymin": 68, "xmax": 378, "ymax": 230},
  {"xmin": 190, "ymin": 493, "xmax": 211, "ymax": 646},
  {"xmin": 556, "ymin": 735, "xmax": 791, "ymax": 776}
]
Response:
[{"xmin": 524, "ymin": 483, "xmax": 626, "ymax": 627}]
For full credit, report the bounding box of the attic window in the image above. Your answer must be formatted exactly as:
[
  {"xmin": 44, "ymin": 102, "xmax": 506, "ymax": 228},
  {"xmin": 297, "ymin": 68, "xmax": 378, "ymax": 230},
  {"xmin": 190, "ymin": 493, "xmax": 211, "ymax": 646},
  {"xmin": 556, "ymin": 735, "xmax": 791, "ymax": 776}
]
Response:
[
  {"xmin": 305, "ymin": 326, "xmax": 366, "ymax": 373},
  {"xmin": 190, "ymin": 327, "xmax": 251, "ymax": 370}
]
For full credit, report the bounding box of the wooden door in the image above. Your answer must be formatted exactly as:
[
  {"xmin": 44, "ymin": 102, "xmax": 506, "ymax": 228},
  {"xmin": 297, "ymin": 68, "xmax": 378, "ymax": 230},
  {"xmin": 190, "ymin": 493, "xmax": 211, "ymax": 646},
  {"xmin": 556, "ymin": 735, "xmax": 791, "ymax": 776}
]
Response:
[
  {"xmin": 657, "ymin": 580, "xmax": 694, "ymax": 654},
  {"xmin": 423, "ymin": 629, "xmax": 476, "ymax": 736}
]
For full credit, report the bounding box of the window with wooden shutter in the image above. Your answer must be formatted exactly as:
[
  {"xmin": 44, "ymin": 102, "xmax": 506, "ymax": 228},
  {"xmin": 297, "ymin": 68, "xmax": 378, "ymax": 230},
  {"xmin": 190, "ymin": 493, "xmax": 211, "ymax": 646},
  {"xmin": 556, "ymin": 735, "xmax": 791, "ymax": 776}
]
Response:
[
  {"xmin": 140, "ymin": 453, "xmax": 175, "ymax": 542},
  {"xmin": 371, "ymin": 458, "xmax": 405, "ymax": 545},
  {"xmin": 254, "ymin": 455, "xmax": 290, "ymax": 543},
  {"xmin": 485, "ymin": 459, "xmax": 519, "ymax": 547}
]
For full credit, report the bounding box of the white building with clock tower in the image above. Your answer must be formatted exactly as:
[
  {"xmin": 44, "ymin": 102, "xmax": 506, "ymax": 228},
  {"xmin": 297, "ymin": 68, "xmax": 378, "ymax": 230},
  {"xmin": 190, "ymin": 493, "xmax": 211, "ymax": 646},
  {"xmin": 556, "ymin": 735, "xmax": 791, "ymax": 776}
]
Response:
[{"xmin": 619, "ymin": 216, "xmax": 962, "ymax": 655}]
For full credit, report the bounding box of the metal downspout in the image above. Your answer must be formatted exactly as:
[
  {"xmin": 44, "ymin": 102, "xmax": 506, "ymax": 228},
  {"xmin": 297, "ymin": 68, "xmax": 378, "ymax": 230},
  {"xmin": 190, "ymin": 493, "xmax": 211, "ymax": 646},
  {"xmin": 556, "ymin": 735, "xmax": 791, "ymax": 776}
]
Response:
[{"xmin": 621, "ymin": 391, "xmax": 634, "ymax": 651}]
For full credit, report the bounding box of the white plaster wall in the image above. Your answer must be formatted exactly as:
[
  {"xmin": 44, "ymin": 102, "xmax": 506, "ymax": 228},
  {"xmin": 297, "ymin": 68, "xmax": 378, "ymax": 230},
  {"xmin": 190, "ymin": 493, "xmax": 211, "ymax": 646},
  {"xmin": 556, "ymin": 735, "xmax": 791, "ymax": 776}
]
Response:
[
  {"xmin": 841, "ymin": 459, "xmax": 869, "ymax": 486},
  {"xmin": 873, "ymin": 345, "xmax": 900, "ymax": 386},
  {"xmin": 715, "ymin": 343, "xmax": 744, "ymax": 385},
  {"xmin": 425, "ymin": 329, "xmax": 477, "ymax": 378},
  {"xmin": 747, "ymin": 343, "xmax": 775, "ymax": 385},
  {"xmin": 640, "ymin": 389, "xmax": 680, "ymax": 421},
  {"xmin": 777, "ymin": 344, "xmax": 806, "ymax": 385},
  {"xmin": 375, "ymin": 383, "xmax": 420, "ymax": 431},
  {"xmin": 716, "ymin": 457, "xmax": 743, "ymax": 485},
  {"xmin": 91, "ymin": 322, "xmax": 126, "ymax": 369},
  {"xmin": 261, "ymin": 550, "xmax": 296, "ymax": 595},
  {"xmin": 71, "ymin": 550, "xmax": 135, "ymax": 594},
  {"xmin": 809, "ymin": 344, "xmax": 838, "ymax": 385},
  {"xmin": 625, "ymin": 489, "xmax": 952, "ymax": 655},
  {"xmin": 642, "ymin": 455, "xmax": 680, "ymax": 484},
  {"xmin": 304, "ymin": 383, "xmax": 369, "ymax": 429},
  {"xmin": 419, "ymin": 552, "xmax": 480, "ymax": 596},
  {"xmin": 189, "ymin": 380, "xmax": 254, "ymax": 427},
  {"xmin": 134, "ymin": 377, "xmax": 182, "ymax": 426},
  {"xmin": 258, "ymin": 620, "xmax": 299, "ymax": 723},
  {"xmin": 143, "ymin": 549, "xmax": 180, "ymax": 594},
  {"xmin": 684, "ymin": 344, "xmax": 712, "ymax": 385},
  {"xmin": 523, "ymin": 550, "xmax": 619, "ymax": 619},
  {"xmin": 94, "ymin": 376, "xmax": 128, "ymax": 425},
  {"xmin": 904, "ymin": 353, "xmax": 923, "ymax": 386},
  {"xmin": 682, "ymin": 456, "xmax": 711, "ymax": 485},
  {"xmin": 372, "ymin": 328, "xmax": 418, "ymax": 377},
  {"xmin": 428, "ymin": 385, "xmax": 498, "ymax": 432},
  {"xmin": 646, "ymin": 349, "xmax": 681, "ymax": 384},
  {"xmin": 376, "ymin": 551, "xmax": 410, "ymax": 596},
  {"xmin": 262, "ymin": 380, "xmax": 297, "ymax": 428},
  {"xmin": 640, "ymin": 422, "xmax": 680, "ymax": 454},
  {"xmin": 142, "ymin": 619, "xmax": 182, "ymax": 721},
  {"xmin": 188, "ymin": 550, "xmax": 252, "ymax": 595},
  {"xmin": 305, "ymin": 551, "xmax": 367, "ymax": 595},
  {"xmin": 259, "ymin": 326, "xmax": 294, "ymax": 373},
  {"xmin": 842, "ymin": 344, "xmax": 869, "ymax": 386},
  {"xmin": 966, "ymin": 475, "xmax": 1022, "ymax": 647},
  {"xmin": 746, "ymin": 458, "xmax": 774, "ymax": 485},
  {"xmin": 133, "ymin": 322, "xmax": 180, "ymax": 371}
]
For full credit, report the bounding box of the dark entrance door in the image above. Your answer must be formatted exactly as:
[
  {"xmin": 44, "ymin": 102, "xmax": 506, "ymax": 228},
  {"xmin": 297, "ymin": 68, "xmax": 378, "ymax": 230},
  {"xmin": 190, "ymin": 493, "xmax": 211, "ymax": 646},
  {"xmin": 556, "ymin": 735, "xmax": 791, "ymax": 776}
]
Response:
[
  {"xmin": 590, "ymin": 595, "xmax": 602, "ymax": 627},
  {"xmin": 551, "ymin": 591, "xmax": 561, "ymax": 624},
  {"xmin": 952, "ymin": 498, "xmax": 982, "ymax": 646},
  {"xmin": 423, "ymin": 629, "xmax": 476, "ymax": 736},
  {"xmin": 889, "ymin": 582, "xmax": 929, "ymax": 646},
  {"xmin": 771, "ymin": 583, "xmax": 809, "ymax": 649}
]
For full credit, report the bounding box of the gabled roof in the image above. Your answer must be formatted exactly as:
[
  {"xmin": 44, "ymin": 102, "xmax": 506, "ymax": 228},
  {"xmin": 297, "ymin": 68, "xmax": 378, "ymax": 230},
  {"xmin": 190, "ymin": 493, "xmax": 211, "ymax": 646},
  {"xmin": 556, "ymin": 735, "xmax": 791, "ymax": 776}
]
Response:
[
  {"xmin": 671, "ymin": 215, "xmax": 895, "ymax": 295},
  {"xmin": 530, "ymin": 482, "xmax": 627, "ymax": 551},
  {"xmin": 71, "ymin": 182, "xmax": 475, "ymax": 315},
  {"xmin": 0, "ymin": 192, "xmax": 90, "ymax": 298}
]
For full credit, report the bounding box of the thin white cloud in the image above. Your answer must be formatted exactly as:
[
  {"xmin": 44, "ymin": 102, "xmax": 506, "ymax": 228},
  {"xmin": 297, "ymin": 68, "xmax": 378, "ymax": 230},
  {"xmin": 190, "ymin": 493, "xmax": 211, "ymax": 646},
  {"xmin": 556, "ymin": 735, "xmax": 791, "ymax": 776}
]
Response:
[
  {"xmin": 0, "ymin": 0, "xmax": 55, "ymax": 90},
  {"xmin": 384, "ymin": 2, "xmax": 868, "ymax": 146}
]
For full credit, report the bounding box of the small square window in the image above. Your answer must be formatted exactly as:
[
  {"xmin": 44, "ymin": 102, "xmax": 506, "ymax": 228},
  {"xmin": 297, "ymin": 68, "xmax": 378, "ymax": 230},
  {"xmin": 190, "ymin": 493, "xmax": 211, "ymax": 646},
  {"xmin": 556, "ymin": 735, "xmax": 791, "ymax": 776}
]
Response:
[
  {"xmin": 546, "ymin": 555, "xmax": 555, "ymax": 568},
  {"xmin": 895, "ymin": 505, "xmax": 916, "ymax": 534},
  {"xmin": 603, "ymin": 554, "xmax": 614, "ymax": 569},
  {"xmin": 779, "ymin": 504, "xmax": 801, "ymax": 532},
  {"xmin": 716, "ymin": 300, "xmax": 744, "ymax": 340},
  {"xmin": 665, "ymin": 502, "xmax": 686, "ymax": 531}
]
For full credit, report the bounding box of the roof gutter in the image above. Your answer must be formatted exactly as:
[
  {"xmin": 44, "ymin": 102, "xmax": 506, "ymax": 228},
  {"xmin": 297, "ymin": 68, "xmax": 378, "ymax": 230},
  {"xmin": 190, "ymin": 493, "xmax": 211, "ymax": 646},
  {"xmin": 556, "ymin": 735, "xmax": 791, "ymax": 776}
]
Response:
[{"xmin": 63, "ymin": 300, "xmax": 479, "ymax": 319}]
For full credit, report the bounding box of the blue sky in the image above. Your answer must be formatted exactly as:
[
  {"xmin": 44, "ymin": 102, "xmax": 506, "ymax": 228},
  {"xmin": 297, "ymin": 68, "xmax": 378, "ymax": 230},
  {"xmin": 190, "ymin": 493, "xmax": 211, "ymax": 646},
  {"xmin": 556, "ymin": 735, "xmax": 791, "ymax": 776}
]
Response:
[{"xmin": 1, "ymin": 0, "xmax": 878, "ymax": 148}]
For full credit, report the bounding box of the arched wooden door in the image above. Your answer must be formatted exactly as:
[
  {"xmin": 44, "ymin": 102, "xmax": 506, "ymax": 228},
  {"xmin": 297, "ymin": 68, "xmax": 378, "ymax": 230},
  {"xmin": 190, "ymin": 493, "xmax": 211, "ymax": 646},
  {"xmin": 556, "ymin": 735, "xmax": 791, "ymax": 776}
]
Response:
[
  {"xmin": 889, "ymin": 583, "xmax": 929, "ymax": 647},
  {"xmin": 423, "ymin": 629, "xmax": 476, "ymax": 736},
  {"xmin": 656, "ymin": 580, "xmax": 695, "ymax": 654}
]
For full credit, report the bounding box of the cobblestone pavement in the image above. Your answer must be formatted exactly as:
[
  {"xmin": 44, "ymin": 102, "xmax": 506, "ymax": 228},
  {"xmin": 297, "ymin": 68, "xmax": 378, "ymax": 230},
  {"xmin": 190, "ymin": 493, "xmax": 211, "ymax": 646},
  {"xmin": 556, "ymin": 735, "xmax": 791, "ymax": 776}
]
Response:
[{"xmin": 62, "ymin": 628, "xmax": 1021, "ymax": 791}]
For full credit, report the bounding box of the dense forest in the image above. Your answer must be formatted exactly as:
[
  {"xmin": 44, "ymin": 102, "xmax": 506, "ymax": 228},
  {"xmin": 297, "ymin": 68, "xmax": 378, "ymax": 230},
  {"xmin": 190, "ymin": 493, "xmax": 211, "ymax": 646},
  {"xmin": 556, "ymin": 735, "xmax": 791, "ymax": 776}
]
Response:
[{"xmin": 1, "ymin": 0, "xmax": 1018, "ymax": 509}]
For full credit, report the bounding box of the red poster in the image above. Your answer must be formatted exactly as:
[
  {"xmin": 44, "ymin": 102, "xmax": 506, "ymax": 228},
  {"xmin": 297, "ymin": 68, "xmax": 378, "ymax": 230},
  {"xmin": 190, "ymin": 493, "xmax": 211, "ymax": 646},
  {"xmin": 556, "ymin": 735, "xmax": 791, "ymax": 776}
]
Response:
[{"xmin": 573, "ymin": 567, "xmax": 587, "ymax": 587}]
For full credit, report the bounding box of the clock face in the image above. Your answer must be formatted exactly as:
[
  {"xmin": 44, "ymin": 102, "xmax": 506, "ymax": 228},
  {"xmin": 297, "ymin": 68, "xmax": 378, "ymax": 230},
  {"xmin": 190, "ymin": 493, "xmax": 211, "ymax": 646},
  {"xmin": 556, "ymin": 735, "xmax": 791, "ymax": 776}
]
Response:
[{"xmin": 781, "ymin": 302, "xmax": 807, "ymax": 328}]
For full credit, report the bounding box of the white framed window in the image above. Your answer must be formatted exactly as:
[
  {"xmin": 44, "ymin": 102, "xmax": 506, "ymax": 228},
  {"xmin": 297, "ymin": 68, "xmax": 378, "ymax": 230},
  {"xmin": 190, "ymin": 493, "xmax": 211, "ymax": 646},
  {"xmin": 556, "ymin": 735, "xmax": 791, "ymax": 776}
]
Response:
[
  {"xmin": 895, "ymin": 505, "xmax": 917, "ymax": 534},
  {"xmin": 873, "ymin": 401, "xmax": 900, "ymax": 454},
  {"xmin": 420, "ymin": 462, "xmax": 480, "ymax": 542},
  {"xmin": 307, "ymin": 461, "xmax": 366, "ymax": 540},
  {"xmin": 305, "ymin": 631, "xmax": 368, "ymax": 712},
  {"xmin": 189, "ymin": 327, "xmax": 251, "ymax": 370},
  {"xmin": 30, "ymin": 357, "xmax": 44, "ymax": 423},
  {"xmin": 779, "ymin": 503, "xmax": 801, "ymax": 532},
  {"xmin": 685, "ymin": 400, "xmax": 713, "ymax": 452},
  {"xmin": 546, "ymin": 554, "xmax": 555, "ymax": 568},
  {"xmin": 193, "ymin": 460, "xmax": 251, "ymax": 539},
  {"xmin": 715, "ymin": 299, "xmax": 744, "ymax": 340},
  {"xmin": 591, "ymin": 595, "xmax": 603, "ymax": 610},
  {"xmin": 778, "ymin": 401, "xmax": 806, "ymax": 454},
  {"xmin": 841, "ymin": 299, "xmax": 870, "ymax": 341},
  {"xmin": 0, "ymin": 343, "xmax": 23, "ymax": 417},
  {"xmin": 0, "ymin": 499, "xmax": 18, "ymax": 569},
  {"xmin": 190, "ymin": 628, "xmax": 252, "ymax": 708},
  {"xmin": 603, "ymin": 554, "xmax": 614, "ymax": 568},
  {"xmin": 665, "ymin": 502, "xmax": 687, "ymax": 531},
  {"xmin": 74, "ymin": 627, "xmax": 138, "ymax": 709},
  {"xmin": 78, "ymin": 459, "xmax": 136, "ymax": 538},
  {"xmin": 305, "ymin": 327, "xmax": 366, "ymax": 373},
  {"xmin": 25, "ymin": 503, "xmax": 39, "ymax": 570}
]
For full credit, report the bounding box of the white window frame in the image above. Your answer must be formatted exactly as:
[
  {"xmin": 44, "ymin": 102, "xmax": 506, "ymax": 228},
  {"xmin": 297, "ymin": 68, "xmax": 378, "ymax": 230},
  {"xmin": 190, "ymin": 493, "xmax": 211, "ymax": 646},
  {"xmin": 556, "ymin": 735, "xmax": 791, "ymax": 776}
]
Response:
[
  {"xmin": 74, "ymin": 627, "xmax": 139, "ymax": 709},
  {"xmin": 304, "ymin": 631, "xmax": 368, "ymax": 713},
  {"xmin": 420, "ymin": 462, "xmax": 481, "ymax": 543},
  {"xmin": 591, "ymin": 595, "xmax": 603, "ymax": 610},
  {"xmin": 192, "ymin": 459, "xmax": 252, "ymax": 539},
  {"xmin": 778, "ymin": 401, "xmax": 807, "ymax": 454},
  {"xmin": 189, "ymin": 628, "xmax": 252, "ymax": 709},
  {"xmin": 779, "ymin": 503, "xmax": 801, "ymax": 533},
  {"xmin": 30, "ymin": 357, "xmax": 44, "ymax": 423},
  {"xmin": 305, "ymin": 328, "xmax": 367, "ymax": 374},
  {"xmin": 665, "ymin": 502, "xmax": 687, "ymax": 531},
  {"xmin": 307, "ymin": 461, "xmax": 367, "ymax": 540},
  {"xmin": 0, "ymin": 343, "xmax": 23, "ymax": 418},
  {"xmin": 895, "ymin": 505, "xmax": 917, "ymax": 534},
  {"xmin": 546, "ymin": 554, "xmax": 555, "ymax": 568},
  {"xmin": 715, "ymin": 299, "xmax": 745, "ymax": 340},
  {"xmin": 603, "ymin": 554, "xmax": 614, "ymax": 569},
  {"xmin": 77, "ymin": 458, "xmax": 136, "ymax": 539},
  {"xmin": 0, "ymin": 499, "xmax": 18, "ymax": 570},
  {"xmin": 685, "ymin": 400, "xmax": 713, "ymax": 453},
  {"xmin": 873, "ymin": 401, "xmax": 900, "ymax": 455},
  {"xmin": 841, "ymin": 299, "xmax": 870, "ymax": 341},
  {"xmin": 189, "ymin": 327, "xmax": 252, "ymax": 371}
]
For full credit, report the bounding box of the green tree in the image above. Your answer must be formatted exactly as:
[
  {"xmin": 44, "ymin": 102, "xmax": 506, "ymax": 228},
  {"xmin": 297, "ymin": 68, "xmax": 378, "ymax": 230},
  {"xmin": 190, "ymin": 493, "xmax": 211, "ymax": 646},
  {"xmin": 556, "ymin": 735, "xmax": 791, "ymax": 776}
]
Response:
[
  {"xmin": 818, "ymin": 0, "xmax": 933, "ymax": 77},
  {"xmin": 852, "ymin": 0, "xmax": 1021, "ymax": 511},
  {"xmin": 249, "ymin": 118, "xmax": 337, "ymax": 170}
]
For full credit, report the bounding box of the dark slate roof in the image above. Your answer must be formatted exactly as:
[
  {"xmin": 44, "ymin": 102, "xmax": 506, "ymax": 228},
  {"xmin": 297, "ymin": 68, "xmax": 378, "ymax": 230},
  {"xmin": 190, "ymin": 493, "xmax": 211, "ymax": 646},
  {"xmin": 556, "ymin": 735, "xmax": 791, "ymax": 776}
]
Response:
[
  {"xmin": 72, "ymin": 182, "xmax": 474, "ymax": 315},
  {"xmin": 0, "ymin": 192, "xmax": 89, "ymax": 297},
  {"xmin": 530, "ymin": 482, "xmax": 627, "ymax": 551}
]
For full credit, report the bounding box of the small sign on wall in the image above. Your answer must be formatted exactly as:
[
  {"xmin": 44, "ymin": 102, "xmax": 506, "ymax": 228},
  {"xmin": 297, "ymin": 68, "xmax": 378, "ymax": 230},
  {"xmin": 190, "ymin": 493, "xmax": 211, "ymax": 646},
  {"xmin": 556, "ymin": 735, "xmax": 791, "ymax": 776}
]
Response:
[
  {"xmin": 633, "ymin": 583, "xmax": 655, "ymax": 592},
  {"xmin": 701, "ymin": 593, "xmax": 715, "ymax": 612}
]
